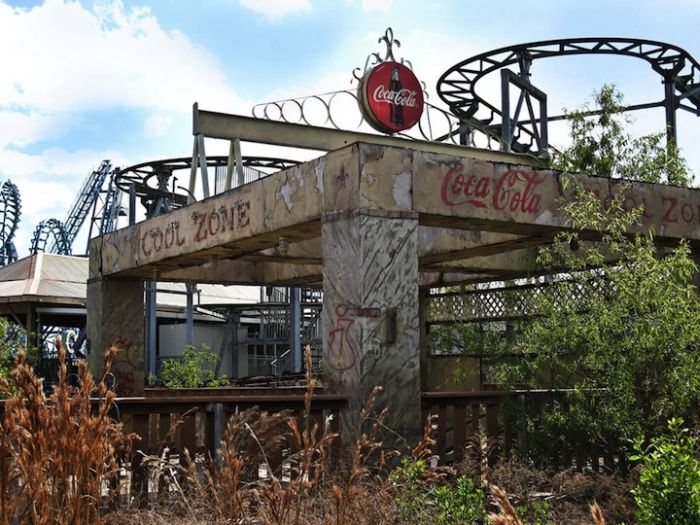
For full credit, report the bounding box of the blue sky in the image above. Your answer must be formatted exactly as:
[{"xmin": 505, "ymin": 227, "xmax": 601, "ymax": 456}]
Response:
[{"xmin": 1, "ymin": 0, "xmax": 699, "ymax": 255}]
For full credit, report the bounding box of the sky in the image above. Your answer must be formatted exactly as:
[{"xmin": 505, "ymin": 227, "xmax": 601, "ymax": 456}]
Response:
[{"xmin": 1, "ymin": 0, "xmax": 699, "ymax": 256}]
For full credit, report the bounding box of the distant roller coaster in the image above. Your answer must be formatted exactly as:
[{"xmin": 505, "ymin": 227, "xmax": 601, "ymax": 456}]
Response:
[
  {"xmin": 30, "ymin": 160, "xmax": 119, "ymax": 256},
  {"xmin": 0, "ymin": 180, "xmax": 21, "ymax": 265}
]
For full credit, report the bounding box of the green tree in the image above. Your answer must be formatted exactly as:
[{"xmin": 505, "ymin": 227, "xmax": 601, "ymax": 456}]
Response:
[
  {"xmin": 499, "ymin": 86, "xmax": 700, "ymax": 452},
  {"xmin": 554, "ymin": 84, "xmax": 692, "ymax": 186}
]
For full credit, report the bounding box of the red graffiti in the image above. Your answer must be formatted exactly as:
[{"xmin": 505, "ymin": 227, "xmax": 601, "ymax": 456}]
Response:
[
  {"xmin": 141, "ymin": 221, "xmax": 186, "ymax": 257},
  {"xmin": 440, "ymin": 163, "xmax": 545, "ymax": 215},
  {"xmin": 191, "ymin": 200, "xmax": 251, "ymax": 243},
  {"xmin": 326, "ymin": 304, "xmax": 358, "ymax": 372},
  {"xmin": 110, "ymin": 339, "xmax": 137, "ymax": 397},
  {"xmin": 565, "ymin": 184, "xmax": 700, "ymax": 226},
  {"xmin": 140, "ymin": 199, "xmax": 251, "ymax": 259}
]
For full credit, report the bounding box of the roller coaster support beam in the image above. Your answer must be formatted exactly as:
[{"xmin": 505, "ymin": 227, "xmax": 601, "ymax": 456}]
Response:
[
  {"xmin": 500, "ymin": 69, "xmax": 548, "ymax": 155},
  {"xmin": 664, "ymin": 71, "xmax": 679, "ymax": 147}
]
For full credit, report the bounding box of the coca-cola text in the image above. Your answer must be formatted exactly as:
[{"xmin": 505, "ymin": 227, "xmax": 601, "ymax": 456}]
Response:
[
  {"xmin": 440, "ymin": 163, "xmax": 545, "ymax": 215},
  {"xmin": 372, "ymin": 85, "xmax": 419, "ymax": 107}
]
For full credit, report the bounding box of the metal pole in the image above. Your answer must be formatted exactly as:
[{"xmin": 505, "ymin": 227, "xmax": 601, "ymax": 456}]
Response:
[
  {"xmin": 128, "ymin": 184, "xmax": 136, "ymax": 225},
  {"xmin": 458, "ymin": 120, "xmax": 470, "ymax": 146},
  {"xmin": 231, "ymin": 311, "xmax": 240, "ymax": 378},
  {"xmin": 185, "ymin": 282, "xmax": 195, "ymax": 346},
  {"xmin": 500, "ymin": 69, "xmax": 512, "ymax": 152},
  {"xmin": 539, "ymin": 93, "xmax": 548, "ymax": 155},
  {"xmin": 290, "ymin": 287, "xmax": 302, "ymax": 372},
  {"xmin": 233, "ymin": 138, "xmax": 245, "ymax": 187},
  {"xmin": 145, "ymin": 281, "xmax": 157, "ymax": 377},
  {"xmin": 188, "ymin": 136, "xmax": 199, "ymax": 204},
  {"xmin": 664, "ymin": 73, "xmax": 678, "ymax": 148},
  {"xmin": 225, "ymin": 140, "xmax": 235, "ymax": 191}
]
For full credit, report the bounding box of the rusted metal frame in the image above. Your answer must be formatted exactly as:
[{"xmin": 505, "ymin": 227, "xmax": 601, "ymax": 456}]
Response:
[{"xmin": 193, "ymin": 105, "xmax": 540, "ymax": 166}]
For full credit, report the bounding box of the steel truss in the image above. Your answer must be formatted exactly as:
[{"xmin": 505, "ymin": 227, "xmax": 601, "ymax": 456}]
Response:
[
  {"xmin": 116, "ymin": 156, "xmax": 300, "ymax": 216},
  {"xmin": 438, "ymin": 38, "xmax": 700, "ymax": 152}
]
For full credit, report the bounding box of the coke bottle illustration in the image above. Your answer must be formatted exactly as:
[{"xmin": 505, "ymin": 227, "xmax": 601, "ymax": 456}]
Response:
[{"xmin": 390, "ymin": 66, "xmax": 404, "ymax": 126}]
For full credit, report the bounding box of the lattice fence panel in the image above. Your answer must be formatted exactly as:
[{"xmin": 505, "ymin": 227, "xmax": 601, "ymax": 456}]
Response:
[{"xmin": 426, "ymin": 279, "xmax": 610, "ymax": 323}]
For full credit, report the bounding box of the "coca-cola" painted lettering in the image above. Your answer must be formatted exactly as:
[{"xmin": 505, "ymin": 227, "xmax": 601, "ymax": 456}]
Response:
[
  {"xmin": 371, "ymin": 86, "xmax": 419, "ymax": 108},
  {"xmin": 440, "ymin": 163, "xmax": 545, "ymax": 215}
]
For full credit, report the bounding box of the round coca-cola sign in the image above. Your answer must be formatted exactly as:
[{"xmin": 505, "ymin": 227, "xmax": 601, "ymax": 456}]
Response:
[{"xmin": 358, "ymin": 61, "xmax": 424, "ymax": 134}]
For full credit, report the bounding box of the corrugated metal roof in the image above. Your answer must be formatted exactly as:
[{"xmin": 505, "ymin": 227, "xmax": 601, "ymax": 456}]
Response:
[
  {"xmin": 0, "ymin": 253, "xmax": 88, "ymax": 305},
  {"xmin": 0, "ymin": 253, "xmax": 261, "ymax": 309}
]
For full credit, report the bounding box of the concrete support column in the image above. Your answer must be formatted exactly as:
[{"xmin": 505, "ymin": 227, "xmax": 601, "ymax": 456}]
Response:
[
  {"xmin": 87, "ymin": 278, "xmax": 145, "ymax": 396},
  {"xmin": 322, "ymin": 210, "xmax": 421, "ymax": 444}
]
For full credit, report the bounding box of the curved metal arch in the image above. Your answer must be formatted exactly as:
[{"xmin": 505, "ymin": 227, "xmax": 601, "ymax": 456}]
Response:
[
  {"xmin": 114, "ymin": 155, "xmax": 301, "ymax": 209},
  {"xmin": 30, "ymin": 218, "xmax": 72, "ymax": 256},
  {"xmin": 0, "ymin": 180, "xmax": 21, "ymax": 264},
  {"xmin": 437, "ymin": 37, "xmax": 700, "ymax": 121}
]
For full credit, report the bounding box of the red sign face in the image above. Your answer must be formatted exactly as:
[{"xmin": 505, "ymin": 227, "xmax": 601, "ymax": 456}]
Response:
[{"xmin": 358, "ymin": 61, "xmax": 424, "ymax": 134}]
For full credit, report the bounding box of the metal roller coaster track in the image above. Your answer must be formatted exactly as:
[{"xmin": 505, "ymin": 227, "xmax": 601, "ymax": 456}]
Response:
[
  {"xmin": 437, "ymin": 38, "xmax": 700, "ymax": 153},
  {"xmin": 0, "ymin": 181, "xmax": 21, "ymax": 265}
]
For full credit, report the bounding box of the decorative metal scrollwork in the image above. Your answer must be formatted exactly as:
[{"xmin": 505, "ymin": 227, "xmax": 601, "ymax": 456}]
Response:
[
  {"xmin": 252, "ymin": 26, "xmax": 515, "ymax": 153},
  {"xmin": 353, "ymin": 27, "xmax": 416, "ymax": 83}
]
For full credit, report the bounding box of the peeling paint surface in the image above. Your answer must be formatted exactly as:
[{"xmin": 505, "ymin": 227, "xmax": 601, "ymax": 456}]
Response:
[
  {"xmin": 315, "ymin": 158, "xmax": 325, "ymax": 194},
  {"xmin": 279, "ymin": 182, "xmax": 294, "ymax": 212},
  {"xmin": 322, "ymin": 213, "xmax": 421, "ymax": 441},
  {"xmin": 393, "ymin": 171, "xmax": 412, "ymax": 209}
]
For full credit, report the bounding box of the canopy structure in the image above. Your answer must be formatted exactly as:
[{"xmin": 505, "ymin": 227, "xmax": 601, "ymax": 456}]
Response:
[{"xmin": 87, "ymin": 111, "xmax": 700, "ymax": 439}]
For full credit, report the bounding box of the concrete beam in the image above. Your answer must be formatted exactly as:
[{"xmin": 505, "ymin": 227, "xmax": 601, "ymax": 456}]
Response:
[{"xmin": 195, "ymin": 108, "xmax": 538, "ymax": 165}]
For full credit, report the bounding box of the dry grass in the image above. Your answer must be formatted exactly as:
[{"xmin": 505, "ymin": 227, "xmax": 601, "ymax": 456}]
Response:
[
  {"xmin": 0, "ymin": 339, "xmax": 133, "ymax": 524},
  {"xmin": 589, "ymin": 502, "xmax": 606, "ymax": 525},
  {"xmin": 487, "ymin": 485, "xmax": 524, "ymax": 525},
  {"xmin": 0, "ymin": 342, "xmax": 635, "ymax": 524},
  {"xmin": 146, "ymin": 347, "xmax": 398, "ymax": 525}
]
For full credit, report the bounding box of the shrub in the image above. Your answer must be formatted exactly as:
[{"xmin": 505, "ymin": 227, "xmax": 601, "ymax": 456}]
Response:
[
  {"xmin": 433, "ymin": 475, "xmax": 484, "ymax": 525},
  {"xmin": 160, "ymin": 343, "xmax": 228, "ymax": 388},
  {"xmin": 631, "ymin": 418, "xmax": 700, "ymax": 525},
  {"xmin": 391, "ymin": 458, "xmax": 484, "ymax": 525}
]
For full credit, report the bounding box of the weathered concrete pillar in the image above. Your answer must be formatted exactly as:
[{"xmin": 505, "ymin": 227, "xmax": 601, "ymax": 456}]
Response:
[
  {"xmin": 322, "ymin": 209, "xmax": 421, "ymax": 444},
  {"xmin": 87, "ymin": 278, "xmax": 145, "ymax": 396}
]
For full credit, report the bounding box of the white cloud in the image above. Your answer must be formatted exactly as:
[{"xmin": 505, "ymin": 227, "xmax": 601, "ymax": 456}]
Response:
[
  {"xmin": 0, "ymin": 0, "xmax": 252, "ymax": 257},
  {"xmin": 0, "ymin": 111, "xmax": 67, "ymax": 148},
  {"xmin": 239, "ymin": 0, "xmax": 311, "ymax": 21},
  {"xmin": 344, "ymin": 0, "xmax": 394, "ymax": 11},
  {"xmin": 0, "ymin": 0, "xmax": 246, "ymax": 117},
  {"xmin": 143, "ymin": 113, "xmax": 173, "ymax": 138},
  {"xmin": 360, "ymin": 0, "xmax": 393, "ymax": 10}
]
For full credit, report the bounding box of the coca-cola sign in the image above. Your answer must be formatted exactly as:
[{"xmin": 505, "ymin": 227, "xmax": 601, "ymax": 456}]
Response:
[
  {"xmin": 441, "ymin": 163, "xmax": 545, "ymax": 216},
  {"xmin": 358, "ymin": 61, "xmax": 424, "ymax": 134}
]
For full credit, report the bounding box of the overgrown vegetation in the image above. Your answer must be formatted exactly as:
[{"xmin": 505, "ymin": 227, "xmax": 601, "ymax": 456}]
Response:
[
  {"xmin": 0, "ymin": 341, "xmax": 696, "ymax": 523},
  {"xmin": 0, "ymin": 319, "xmax": 36, "ymax": 393},
  {"xmin": 554, "ymin": 84, "xmax": 692, "ymax": 186},
  {"xmin": 496, "ymin": 86, "xmax": 700, "ymax": 451},
  {"xmin": 631, "ymin": 418, "xmax": 700, "ymax": 525},
  {"xmin": 157, "ymin": 343, "xmax": 228, "ymax": 388},
  {"xmin": 0, "ymin": 339, "xmax": 132, "ymax": 524}
]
